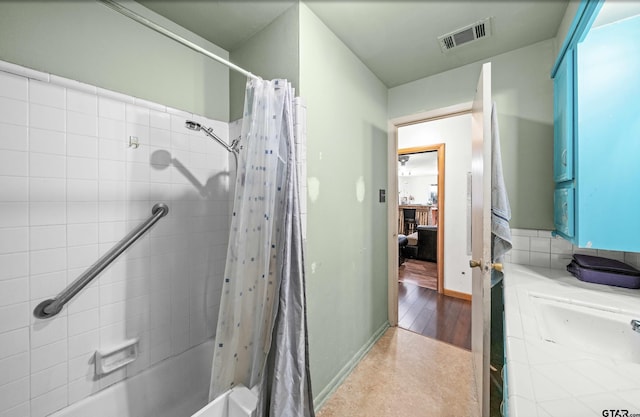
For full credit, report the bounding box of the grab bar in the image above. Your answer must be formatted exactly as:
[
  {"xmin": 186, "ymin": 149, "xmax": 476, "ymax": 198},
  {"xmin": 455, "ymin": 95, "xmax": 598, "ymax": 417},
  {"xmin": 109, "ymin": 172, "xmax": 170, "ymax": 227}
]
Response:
[{"xmin": 33, "ymin": 203, "xmax": 169, "ymax": 319}]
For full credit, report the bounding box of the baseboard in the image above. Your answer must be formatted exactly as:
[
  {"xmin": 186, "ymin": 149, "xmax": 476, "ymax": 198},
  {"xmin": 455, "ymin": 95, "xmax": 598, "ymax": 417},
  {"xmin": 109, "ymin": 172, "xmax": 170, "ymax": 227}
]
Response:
[
  {"xmin": 444, "ymin": 289, "xmax": 472, "ymax": 301},
  {"xmin": 313, "ymin": 321, "xmax": 389, "ymax": 412}
]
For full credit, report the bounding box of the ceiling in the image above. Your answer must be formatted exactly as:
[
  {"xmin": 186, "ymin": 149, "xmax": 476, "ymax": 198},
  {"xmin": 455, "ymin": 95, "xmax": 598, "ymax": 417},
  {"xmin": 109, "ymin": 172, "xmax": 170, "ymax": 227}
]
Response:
[
  {"xmin": 138, "ymin": 0, "xmax": 296, "ymax": 51},
  {"xmin": 593, "ymin": 1, "xmax": 640, "ymax": 28},
  {"xmin": 139, "ymin": 0, "xmax": 569, "ymax": 88}
]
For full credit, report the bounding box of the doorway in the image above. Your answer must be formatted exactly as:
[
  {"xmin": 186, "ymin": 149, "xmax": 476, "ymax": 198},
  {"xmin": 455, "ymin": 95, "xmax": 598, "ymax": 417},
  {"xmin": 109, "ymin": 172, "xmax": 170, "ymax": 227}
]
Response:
[
  {"xmin": 396, "ymin": 142, "xmax": 472, "ymax": 350},
  {"xmin": 396, "ymin": 144, "xmax": 471, "ymax": 349},
  {"xmin": 397, "ymin": 146, "xmax": 443, "ymax": 293},
  {"xmin": 387, "ymin": 103, "xmax": 474, "ymax": 350},
  {"xmin": 385, "ymin": 64, "xmax": 492, "ymax": 417}
]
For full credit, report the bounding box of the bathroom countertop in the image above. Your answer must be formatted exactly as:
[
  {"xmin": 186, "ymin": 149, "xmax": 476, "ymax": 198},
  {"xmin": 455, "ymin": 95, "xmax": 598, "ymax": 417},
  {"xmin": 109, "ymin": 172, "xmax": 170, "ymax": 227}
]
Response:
[{"xmin": 503, "ymin": 263, "xmax": 640, "ymax": 417}]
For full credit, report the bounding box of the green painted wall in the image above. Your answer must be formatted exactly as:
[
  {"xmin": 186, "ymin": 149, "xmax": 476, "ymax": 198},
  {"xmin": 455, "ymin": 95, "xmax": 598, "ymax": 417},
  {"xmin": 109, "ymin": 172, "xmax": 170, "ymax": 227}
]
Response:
[
  {"xmin": 389, "ymin": 40, "xmax": 556, "ymax": 230},
  {"xmin": 299, "ymin": 3, "xmax": 389, "ymax": 401},
  {"xmin": 229, "ymin": 4, "xmax": 300, "ymax": 121},
  {"xmin": 0, "ymin": 1, "xmax": 229, "ymax": 121}
]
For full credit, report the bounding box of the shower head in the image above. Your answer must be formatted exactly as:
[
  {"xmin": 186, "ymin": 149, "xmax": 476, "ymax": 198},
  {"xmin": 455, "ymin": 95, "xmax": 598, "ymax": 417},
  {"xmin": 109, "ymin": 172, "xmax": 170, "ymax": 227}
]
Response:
[
  {"xmin": 185, "ymin": 120, "xmax": 240, "ymax": 156},
  {"xmin": 185, "ymin": 120, "xmax": 202, "ymax": 131}
]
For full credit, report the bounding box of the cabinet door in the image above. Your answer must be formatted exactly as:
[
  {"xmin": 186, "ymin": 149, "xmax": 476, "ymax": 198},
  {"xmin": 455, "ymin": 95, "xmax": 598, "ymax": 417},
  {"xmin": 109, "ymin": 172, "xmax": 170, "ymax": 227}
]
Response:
[
  {"xmin": 575, "ymin": 15, "xmax": 640, "ymax": 251},
  {"xmin": 553, "ymin": 51, "xmax": 574, "ymax": 183},
  {"xmin": 554, "ymin": 186, "xmax": 574, "ymax": 239}
]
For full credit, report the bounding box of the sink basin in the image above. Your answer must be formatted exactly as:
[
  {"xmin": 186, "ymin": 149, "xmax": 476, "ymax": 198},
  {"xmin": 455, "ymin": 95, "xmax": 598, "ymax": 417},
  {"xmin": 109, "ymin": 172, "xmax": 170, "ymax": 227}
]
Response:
[{"xmin": 529, "ymin": 293, "xmax": 640, "ymax": 364}]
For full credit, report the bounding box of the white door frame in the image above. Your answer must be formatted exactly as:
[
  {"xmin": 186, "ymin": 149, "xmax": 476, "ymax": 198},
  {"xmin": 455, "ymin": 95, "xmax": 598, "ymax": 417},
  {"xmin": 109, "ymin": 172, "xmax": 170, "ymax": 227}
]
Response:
[{"xmin": 387, "ymin": 102, "xmax": 472, "ymax": 326}]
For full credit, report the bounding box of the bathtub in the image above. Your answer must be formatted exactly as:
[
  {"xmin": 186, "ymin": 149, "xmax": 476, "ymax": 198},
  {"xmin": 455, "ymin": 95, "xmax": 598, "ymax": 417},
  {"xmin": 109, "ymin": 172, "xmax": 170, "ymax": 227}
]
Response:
[
  {"xmin": 49, "ymin": 339, "xmax": 256, "ymax": 417},
  {"xmin": 192, "ymin": 385, "xmax": 257, "ymax": 417}
]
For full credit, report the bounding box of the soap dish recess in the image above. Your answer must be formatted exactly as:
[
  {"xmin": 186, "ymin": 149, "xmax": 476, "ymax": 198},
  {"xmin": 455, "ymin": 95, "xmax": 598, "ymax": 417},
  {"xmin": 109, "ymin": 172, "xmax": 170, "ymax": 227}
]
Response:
[{"xmin": 95, "ymin": 338, "xmax": 139, "ymax": 376}]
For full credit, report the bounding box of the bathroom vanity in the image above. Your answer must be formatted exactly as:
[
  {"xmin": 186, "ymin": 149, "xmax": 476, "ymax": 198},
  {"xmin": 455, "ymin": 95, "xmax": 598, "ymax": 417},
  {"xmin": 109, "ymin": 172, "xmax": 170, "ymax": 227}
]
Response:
[
  {"xmin": 503, "ymin": 263, "xmax": 640, "ymax": 416},
  {"xmin": 540, "ymin": 1, "xmax": 640, "ymax": 412}
]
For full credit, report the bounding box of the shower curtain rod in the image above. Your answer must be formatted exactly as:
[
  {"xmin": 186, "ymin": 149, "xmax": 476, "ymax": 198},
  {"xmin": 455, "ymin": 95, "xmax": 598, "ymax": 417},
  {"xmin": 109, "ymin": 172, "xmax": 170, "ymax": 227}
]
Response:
[{"xmin": 100, "ymin": 0, "xmax": 260, "ymax": 81}]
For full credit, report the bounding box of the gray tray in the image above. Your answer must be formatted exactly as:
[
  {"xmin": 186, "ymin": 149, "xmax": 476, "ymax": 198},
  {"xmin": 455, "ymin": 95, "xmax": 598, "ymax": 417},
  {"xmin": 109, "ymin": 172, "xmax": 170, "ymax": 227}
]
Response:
[{"xmin": 567, "ymin": 254, "xmax": 640, "ymax": 289}]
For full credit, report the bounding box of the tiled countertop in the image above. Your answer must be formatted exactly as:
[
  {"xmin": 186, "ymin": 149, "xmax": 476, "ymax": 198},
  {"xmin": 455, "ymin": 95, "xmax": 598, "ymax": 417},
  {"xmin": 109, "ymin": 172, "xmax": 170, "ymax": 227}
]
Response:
[{"xmin": 504, "ymin": 263, "xmax": 640, "ymax": 417}]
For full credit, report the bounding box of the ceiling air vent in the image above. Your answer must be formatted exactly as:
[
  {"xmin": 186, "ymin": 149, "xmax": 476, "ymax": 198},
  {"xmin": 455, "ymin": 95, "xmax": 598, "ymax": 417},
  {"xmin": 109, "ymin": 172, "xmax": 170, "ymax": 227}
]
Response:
[{"xmin": 438, "ymin": 17, "xmax": 493, "ymax": 52}]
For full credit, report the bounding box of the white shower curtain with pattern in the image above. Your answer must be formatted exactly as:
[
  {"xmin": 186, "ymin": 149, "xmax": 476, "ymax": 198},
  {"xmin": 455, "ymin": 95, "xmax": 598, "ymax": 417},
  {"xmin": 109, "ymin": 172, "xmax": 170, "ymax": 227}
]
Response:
[{"xmin": 209, "ymin": 78, "xmax": 314, "ymax": 417}]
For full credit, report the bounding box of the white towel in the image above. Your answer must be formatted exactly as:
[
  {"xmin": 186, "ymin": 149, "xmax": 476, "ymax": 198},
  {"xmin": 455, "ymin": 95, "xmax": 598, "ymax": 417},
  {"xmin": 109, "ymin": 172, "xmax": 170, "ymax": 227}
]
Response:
[{"xmin": 491, "ymin": 102, "xmax": 512, "ymax": 267}]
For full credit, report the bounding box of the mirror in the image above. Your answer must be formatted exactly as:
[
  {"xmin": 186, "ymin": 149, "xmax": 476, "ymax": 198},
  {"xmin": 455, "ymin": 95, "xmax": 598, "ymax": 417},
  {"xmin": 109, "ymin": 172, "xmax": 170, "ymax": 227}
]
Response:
[{"xmin": 398, "ymin": 151, "xmax": 438, "ymax": 206}]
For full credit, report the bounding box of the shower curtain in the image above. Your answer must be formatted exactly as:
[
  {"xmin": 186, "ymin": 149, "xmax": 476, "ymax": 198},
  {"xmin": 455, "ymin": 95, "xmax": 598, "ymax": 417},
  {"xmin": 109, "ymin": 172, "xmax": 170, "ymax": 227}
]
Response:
[{"xmin": 209, "ymin": 78, "xmax": 314, "ymax": 417}]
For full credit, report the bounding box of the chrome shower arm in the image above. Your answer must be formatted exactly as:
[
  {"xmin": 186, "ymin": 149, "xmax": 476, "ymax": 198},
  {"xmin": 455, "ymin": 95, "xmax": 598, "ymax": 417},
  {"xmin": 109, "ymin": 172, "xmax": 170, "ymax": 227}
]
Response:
[
  {"xmin": 230, "ymin": 137, "xmax": 241, "ymax": 151},
  {"xmin": 185, "ymin": 120, "xmax": 239, "ymax": 155},
  {"xmin": 203, "ymin": 127, "xmax": 237, "ymax": 154}
]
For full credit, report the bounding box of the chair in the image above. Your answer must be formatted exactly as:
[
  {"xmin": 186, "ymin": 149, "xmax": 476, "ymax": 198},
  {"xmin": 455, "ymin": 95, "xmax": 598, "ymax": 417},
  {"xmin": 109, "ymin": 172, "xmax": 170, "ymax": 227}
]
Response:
[{"xmin": 403, "ymin": 208, "xmax": 417, "ymax": 235}]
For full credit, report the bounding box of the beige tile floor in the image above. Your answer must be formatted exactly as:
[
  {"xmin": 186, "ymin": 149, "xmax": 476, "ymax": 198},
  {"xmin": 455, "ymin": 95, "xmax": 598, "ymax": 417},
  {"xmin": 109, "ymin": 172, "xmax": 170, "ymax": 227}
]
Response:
[{"xmin": 316, "ymin": 327, "xmax": 480, "ymax": 417}]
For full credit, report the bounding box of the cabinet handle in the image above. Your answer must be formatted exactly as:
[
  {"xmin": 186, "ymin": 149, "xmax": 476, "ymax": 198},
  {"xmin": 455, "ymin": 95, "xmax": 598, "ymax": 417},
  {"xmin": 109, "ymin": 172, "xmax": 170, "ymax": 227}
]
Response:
[{"xmin": 561, "ymin": 149, "xmax": 567, "ymax": 166}]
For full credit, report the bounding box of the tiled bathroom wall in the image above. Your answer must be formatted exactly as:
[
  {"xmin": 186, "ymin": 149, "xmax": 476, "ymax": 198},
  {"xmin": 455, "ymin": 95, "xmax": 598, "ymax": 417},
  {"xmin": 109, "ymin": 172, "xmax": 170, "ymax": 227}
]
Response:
[
  {"xmin": 506, "ymin": 228, "xmax": 640, "ymax": 270},
  {"xmin": 293, "ymin": 97, "xmax": 308, "ymax": 241},
  {"xmin": 0, "ymin": 62, "xmax": 230, "ymax": 417}
]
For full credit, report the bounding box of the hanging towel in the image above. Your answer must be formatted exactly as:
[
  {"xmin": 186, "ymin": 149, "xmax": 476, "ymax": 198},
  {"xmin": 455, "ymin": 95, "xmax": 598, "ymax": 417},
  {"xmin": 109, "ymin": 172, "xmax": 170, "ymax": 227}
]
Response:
[{"xmin": 491, "ymin": 102, "xmax": 512, "ymax": 285}]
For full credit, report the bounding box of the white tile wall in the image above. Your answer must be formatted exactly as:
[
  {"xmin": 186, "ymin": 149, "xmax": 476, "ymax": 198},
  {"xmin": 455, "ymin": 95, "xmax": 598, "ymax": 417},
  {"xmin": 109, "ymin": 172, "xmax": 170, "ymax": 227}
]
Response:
[
  {"xmin": 0, "ymin": 97, "xmax": 28, "ymax": 126},
  {"xmin": 29, "ymin": 128, "xmax": 65, "ymax": 155},
  {"xmin": 294, "ymin": 97, "xmax": 308, "ymax": 240},
  {"xmin": 0, "ymin": 64, "xmax": 230, "ymax": 416},
  {"xmin": 0, "ymin": 177, "xmax": 28, "ymax": 202},
  {"xmin": 508, "ymin": 228, "xmax": 640, "ymax": 270},
  {"xmin": 0, "ymin": 149, "xmax": 28, "ymax": 177},
  {"xmin": 0, "ymin": 71, "xmax": 27, "ymax": 101},
  {"xmin": 0, "ymin": 124, "xmax": 28, "ymax": 152}
]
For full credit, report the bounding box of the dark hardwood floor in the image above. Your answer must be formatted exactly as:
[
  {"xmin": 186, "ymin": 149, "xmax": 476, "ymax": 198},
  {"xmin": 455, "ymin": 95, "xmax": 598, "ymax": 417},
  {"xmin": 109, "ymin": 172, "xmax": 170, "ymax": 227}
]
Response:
[
  {"xmin": 398, "ymin": 282, "xmax": 471, "ymax": 350},
  {"xmin": 398, "ymin": 259, "xmax": 437, "ymax": 290}
]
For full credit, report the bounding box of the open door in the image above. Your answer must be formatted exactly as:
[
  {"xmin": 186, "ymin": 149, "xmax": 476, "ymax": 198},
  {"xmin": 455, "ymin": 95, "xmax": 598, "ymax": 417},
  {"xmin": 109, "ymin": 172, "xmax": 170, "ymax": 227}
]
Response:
[{"xmin": 470, "ymin": 62, "xmax": 492, "ymax": 417}]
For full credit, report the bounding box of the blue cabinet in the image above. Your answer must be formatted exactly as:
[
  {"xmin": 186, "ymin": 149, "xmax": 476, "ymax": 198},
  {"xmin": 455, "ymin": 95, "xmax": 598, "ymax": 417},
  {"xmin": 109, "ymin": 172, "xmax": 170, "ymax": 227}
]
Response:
[
  {"xmin": 553, "ymin": 50, "xmax": 574, "ymax": 183},
  {"xmin": 552, "ymin": 2, "xmax": 640, "ymax": 252},
  {"xmin": 554, "ymin": 185, "xmax": 574, "ymax": 238}
]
